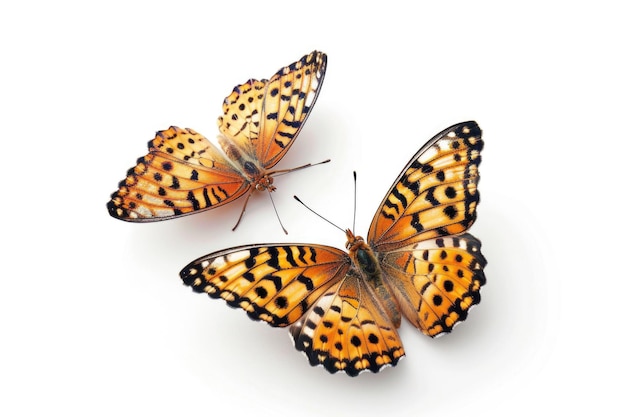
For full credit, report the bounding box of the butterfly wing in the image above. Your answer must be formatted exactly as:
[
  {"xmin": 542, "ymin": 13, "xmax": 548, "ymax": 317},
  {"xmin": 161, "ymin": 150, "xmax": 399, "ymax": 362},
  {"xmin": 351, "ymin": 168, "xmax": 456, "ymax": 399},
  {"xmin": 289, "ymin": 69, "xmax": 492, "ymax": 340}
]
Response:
[
  {"xmin": 379, "ymin": 234, "xmax": 486, "ymax": 336},
  {"xmin": 180, "ymin": 244, "xmax": 351, "ymax": 327},
  {"xmin": 290, "ymin": 268, "xmax": 405, "ymax": 376},
  {"xmin": 217, "ymin": 50, "xmax": 327, "ymax": 169},
  {"xmin": 368, "ymin": 121, "xmax": 486, "ymax": 337},
  {"xmin": 368, "ymin": 121, "xmax": 483, "ymax": 251},
  {"xmin": 108, "ymin": 126, "xmax": 250, "ymax": 221}
]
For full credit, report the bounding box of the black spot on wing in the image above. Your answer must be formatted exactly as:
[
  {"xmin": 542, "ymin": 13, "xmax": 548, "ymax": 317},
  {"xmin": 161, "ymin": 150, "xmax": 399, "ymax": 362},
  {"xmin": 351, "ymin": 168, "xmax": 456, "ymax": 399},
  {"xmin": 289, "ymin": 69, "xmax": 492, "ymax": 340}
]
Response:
[
  {"xmin": 187, "ymin": 191, "xmax": 200, "ymax": 210},
  {"xmin": 245, "ymin": 248, "xmax": 260, "ymax": 268},
  {"xmin": 267, "ymin": 247, "xmax": 280, "ymax": 269},
  {"xmin": 425, "ymin": 188, "xmax": 440, "ymax": 206},
  {"xmin": 297, "ymin": 275, "xmax": 314, "ymax": 291},
  {"xmin": 285, "ymin": 247, "xmax": 298, "ymax": 267},
  {"xmin": 391, "ymin": 187, "xmax": 407, "ymax": 210}
]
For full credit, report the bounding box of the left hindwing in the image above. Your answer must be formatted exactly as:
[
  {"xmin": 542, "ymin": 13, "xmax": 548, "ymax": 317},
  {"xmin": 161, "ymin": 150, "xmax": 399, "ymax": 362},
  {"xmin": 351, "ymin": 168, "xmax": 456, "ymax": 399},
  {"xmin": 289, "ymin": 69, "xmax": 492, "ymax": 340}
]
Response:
[
  {"xmin": 368, "ymin": 121, "xmax": 483, "ymax": 252},
  {"xmin": 180, "ymin": 244, "xmax": 350, "ymax": 327}
]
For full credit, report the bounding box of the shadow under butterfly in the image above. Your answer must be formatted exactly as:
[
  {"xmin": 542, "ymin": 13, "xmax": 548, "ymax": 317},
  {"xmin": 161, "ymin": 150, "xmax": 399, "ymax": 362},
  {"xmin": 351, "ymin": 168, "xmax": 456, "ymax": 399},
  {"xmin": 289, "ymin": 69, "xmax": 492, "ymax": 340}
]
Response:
[
  {"xmin": 107, "ymin": 50, "xmax": 329, "ymax": 232},
  {"xmin": 180, "ymin": 121, "xmax": 487, "ymax": 376}
]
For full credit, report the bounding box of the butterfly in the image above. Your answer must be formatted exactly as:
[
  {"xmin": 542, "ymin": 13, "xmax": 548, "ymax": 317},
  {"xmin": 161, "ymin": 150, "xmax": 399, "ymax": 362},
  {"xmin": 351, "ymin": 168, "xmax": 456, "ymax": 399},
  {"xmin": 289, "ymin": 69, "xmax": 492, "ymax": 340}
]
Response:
[
  {"xmin": 107, "ymin": 50, "xmax": 328, "ymax": 230},
  {"xmin": 180, "ymin": 121, "xmax": 486, "ymax": 376}
]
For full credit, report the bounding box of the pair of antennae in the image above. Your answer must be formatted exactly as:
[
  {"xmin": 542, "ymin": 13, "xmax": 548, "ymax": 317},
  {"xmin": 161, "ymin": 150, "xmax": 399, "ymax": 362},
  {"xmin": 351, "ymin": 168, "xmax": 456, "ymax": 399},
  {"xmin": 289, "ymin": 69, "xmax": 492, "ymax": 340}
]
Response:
[{"xmin": 294, "ymin": 171, "xmax": 357, "ymax": 233}]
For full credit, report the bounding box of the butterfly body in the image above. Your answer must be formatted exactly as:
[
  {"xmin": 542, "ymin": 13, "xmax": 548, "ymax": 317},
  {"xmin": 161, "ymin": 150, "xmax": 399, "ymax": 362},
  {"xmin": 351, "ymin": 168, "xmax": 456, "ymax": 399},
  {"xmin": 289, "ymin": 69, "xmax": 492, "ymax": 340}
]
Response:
[
  {"xmin": 107, "ymin": 51, "xmax": 327, "ymax": 226},
  {"xmin": 180, "ymin": 121, "xmax": 486, "ymax": 376},
  {"xmin": 346, "ymin": 230, "xmax": 402, "ymax": 328},
  {"xmin": 215, "ymin": 132, "xmax": 275, "ymax": 194}
]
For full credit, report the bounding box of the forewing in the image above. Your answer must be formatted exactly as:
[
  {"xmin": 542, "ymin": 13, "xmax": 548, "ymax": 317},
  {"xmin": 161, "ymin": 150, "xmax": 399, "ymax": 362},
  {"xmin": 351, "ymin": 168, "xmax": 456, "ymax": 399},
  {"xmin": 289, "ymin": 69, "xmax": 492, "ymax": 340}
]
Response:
[
  {"xmin": 368, "ymin": 121, "xmax": 483, "ymax": 252},
  {"xmin": 380, "ymin": 234, "xmax": 486, "ymax": 337},
  {"xmin": 217, "ymin": 50, "xmax": 327, "ymax": 168},
  {"xmin": 216, "ymin": 79, "xmax": 266, "ymax": 160},
  {"xmin": 180, "ymin": 244, "xmax": 350, "ymax": 327},
  {"xmin": 107, "ymin": 126, "xmax": 249, "ymax": 221},
  {"xmin": 290, "ymin": 269, "xmax": 405, "ymax": 376}
]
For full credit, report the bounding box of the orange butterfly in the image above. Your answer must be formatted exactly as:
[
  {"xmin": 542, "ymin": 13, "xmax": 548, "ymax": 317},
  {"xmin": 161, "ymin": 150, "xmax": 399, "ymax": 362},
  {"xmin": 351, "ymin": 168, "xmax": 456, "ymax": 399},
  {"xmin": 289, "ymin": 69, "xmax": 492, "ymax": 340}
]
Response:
[
  {"xmin": 180, "ymin": 121, "xmax": 487, "ymax": 376},
  {"xmin": 107, "ymin": 50, "xmax": 327, "ymax": 230}
]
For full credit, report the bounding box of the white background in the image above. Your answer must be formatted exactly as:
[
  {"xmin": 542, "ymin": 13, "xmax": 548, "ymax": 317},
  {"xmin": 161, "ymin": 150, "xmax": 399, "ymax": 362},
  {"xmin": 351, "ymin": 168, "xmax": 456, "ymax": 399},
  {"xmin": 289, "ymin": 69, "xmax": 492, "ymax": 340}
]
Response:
[{"xmin": 1, "ymin": 1, "xmax": 624, "ymax": 415}]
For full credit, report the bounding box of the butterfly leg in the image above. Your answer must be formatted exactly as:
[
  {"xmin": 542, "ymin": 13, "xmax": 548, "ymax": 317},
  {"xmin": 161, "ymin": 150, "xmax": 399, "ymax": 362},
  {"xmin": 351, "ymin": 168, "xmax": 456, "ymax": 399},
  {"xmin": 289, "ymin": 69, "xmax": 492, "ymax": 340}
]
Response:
[
  {"xmin": 231, "ymin": 173, "xmax": 297, "ymax": 233},
  {"xmin": 232, "ymin": 189, "xmax": 256, "ymax": 231}
]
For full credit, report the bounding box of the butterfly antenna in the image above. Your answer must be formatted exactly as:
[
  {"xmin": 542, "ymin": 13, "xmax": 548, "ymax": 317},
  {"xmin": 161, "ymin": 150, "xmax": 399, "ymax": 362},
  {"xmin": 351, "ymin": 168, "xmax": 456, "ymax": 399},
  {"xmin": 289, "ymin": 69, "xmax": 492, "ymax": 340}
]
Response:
[
  {"xmin": 352, "ymin": 171, "xmax": 358, "ymax": 232},
  {"xmin": 293, "ymin": 195, "xmax": 344, "ymax": 233},
  {"xmin": 269, "ymin": 191, "xmax": 288, "ymax": 235},
  {"xmin": 271, "ymin": 159, "xmax": 331, "ymax": 177}
]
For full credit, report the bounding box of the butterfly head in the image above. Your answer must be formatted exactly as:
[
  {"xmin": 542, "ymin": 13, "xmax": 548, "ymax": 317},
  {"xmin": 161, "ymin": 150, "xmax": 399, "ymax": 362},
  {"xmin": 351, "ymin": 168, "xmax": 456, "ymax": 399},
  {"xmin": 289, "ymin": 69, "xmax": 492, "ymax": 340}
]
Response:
[
  {"xmin": 344, "ymin": 229, "xmax": 365, "ymax": 251},
  {"xmin": 254, "ymin": 175, "xmax": 276, "ymax": 192},
  {"xmin": 345, "ymin": 229, "xmax": 383, "ymax": 278}
]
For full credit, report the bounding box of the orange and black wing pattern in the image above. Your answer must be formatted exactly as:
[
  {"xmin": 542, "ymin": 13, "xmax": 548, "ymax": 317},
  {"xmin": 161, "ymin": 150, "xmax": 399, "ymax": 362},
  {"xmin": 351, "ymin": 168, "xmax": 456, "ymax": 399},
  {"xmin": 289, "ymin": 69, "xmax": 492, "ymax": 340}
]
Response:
[
  {"xmin": 368, "ymin": 121, "xmax": 486, "ymax": 337},
  {"xmin": 368, "ymin": 121, "xmax": 483, "ymax": 251},
  {"xmin": 290, "ymin": 267, "xmax": 405, "ymax": 376},
  {"xmin": 180, "ymin": 244, "xmax": 350, "ymax": 327},
  {"xmin": 107, "ymin": 126, "xmax": 249, "ymax": 221},
  {"xmin": 217, "ymin": 50, "xmax": 327, "ymax": 169}
]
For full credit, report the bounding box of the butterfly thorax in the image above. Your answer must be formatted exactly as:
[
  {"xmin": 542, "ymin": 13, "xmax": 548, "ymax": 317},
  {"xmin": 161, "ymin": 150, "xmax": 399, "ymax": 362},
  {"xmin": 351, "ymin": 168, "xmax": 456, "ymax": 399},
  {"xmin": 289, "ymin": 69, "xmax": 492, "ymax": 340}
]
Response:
[
  {"xmin": 217, "ymin": 134, "xmax": 273, "ymax": 190},
  {"xmin": 345, "ymin": 230, "xmax": 401, "ymax": 328}
]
